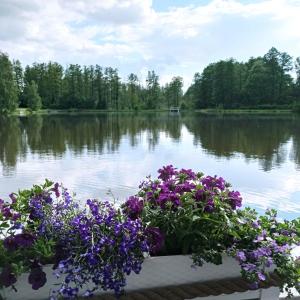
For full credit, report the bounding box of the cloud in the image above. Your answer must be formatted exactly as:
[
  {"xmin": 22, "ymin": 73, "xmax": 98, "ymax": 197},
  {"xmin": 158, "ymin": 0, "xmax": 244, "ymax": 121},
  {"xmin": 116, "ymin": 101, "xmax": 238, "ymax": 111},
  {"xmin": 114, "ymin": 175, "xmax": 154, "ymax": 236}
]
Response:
[{"xmin": 1, "ymin": 0, "xmax": 300, "ymax": 87}]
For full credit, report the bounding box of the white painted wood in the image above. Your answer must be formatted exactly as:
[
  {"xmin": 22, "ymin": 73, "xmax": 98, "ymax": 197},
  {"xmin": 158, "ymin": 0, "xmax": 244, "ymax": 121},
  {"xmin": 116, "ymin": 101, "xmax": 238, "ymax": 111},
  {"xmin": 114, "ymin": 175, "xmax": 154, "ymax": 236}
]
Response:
[
  {"xmin": 190, "ymin": 290, "xmax": 260, "ymax": 300},
  {"xmin": 259, "ymin": 287, "xmax": 281, "ymax": 300},
  {"xmin": 1, "ymin": 255, "xmax": 277, "ymax": 300}
]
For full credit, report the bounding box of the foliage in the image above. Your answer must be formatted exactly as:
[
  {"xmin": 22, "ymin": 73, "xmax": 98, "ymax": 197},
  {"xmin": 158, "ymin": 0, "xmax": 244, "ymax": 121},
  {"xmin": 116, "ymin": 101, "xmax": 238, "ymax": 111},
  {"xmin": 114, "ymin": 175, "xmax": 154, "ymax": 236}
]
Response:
[
  {"xmin": 24, "ymin": 81, "xmax": 42, "ymax": 111},
  {"xmin": 185, "ymin": 48, "xmax": 299, "ymax": 109},
  {"xmin": 293, "ymin": 102, "xmax": 300, "ymax": 114},
  {"xmin": 0, "ymin": 52, "xmax": 18, "ymax": 113},
  {"xmin": 0, "ymin": 181, "xmax": 147, "ymax": 299},
  {"xmin": 2, "ymin": 47, "xmax": 300, "ymax": 113},
  {"xmin": 122, "ymin": 165, "xmax": 300, "ymax": 296}
]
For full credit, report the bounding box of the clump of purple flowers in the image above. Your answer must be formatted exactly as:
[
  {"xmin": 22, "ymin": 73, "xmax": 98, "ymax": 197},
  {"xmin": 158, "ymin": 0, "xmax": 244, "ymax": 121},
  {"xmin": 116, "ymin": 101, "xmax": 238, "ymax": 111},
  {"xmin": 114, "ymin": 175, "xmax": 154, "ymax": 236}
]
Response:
[
  {"xmin": 0, "ymin": 181, "xmax": 148, "ymax": 299},
  {"xmin": 48, "ymin": 198, "xmax": 148, "ymax": 298},
  {"xmin": 124, "ymin": 166, "xmax": 300, "ymax": 296}
]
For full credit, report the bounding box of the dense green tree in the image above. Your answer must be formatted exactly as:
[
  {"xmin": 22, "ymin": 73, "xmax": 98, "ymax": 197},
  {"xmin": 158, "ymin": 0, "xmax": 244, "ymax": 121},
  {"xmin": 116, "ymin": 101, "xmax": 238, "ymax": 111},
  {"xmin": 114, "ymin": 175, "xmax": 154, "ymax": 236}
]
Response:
[
  {"xmin": 145, "ymin": 71, "xmax": 160, "ymax": 109},
  {"xmin": 164, "ymin": 76, "xmax": 183, "ymax": 108},
  {"xmin": 0, "ymin": 52, "xmax": 18, "ymax": 113},
  {"xmin": 243, "ymin": 58, "xmax": 269, "ymax": 106},
  {"xmin": 127, "ymin": 73, "xmax": 140, "ymax": 110},
  {"xmin": 13, "ymin": 60, "xmax": 24, "ymax": 103},
  {"xmin": 24, "ymin": 80, "xmax": 42, "ymax": 111}
]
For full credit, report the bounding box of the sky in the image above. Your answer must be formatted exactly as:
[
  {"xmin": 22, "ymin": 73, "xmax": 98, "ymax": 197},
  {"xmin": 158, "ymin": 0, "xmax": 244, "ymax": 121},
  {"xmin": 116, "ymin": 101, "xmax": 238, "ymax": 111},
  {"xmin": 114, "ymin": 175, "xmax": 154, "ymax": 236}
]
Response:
[{"xmin": 0, "ymin": 0, "xmax": 300, "ymax": 87}]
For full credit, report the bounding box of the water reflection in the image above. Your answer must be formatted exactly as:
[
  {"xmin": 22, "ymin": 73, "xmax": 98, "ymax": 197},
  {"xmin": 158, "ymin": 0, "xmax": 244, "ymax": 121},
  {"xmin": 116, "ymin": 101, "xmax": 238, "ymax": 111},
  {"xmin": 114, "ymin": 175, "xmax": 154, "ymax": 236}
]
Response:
[
  {"xmin": 0, "ymin": 112, "xmax": 300, "ymax": 219},
  {"xmin": 1, "ymin": 113, "xmax": 300, "ymax": 170}
]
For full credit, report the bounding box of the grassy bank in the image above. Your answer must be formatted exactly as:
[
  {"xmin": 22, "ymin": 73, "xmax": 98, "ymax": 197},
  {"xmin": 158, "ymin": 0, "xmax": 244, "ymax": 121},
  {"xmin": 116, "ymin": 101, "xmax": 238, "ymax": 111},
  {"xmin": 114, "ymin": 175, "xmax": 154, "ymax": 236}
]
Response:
[
  {"xmin": 12, "ymin": 108, "xmax": 172, "ymax": 116},
  {"xmin": 196, "ymin": 108, "xmax": 293, "ymax": 115},
  {"xmin": 9, "ymin": 107, "xmax": 296, "ymax": 116}
]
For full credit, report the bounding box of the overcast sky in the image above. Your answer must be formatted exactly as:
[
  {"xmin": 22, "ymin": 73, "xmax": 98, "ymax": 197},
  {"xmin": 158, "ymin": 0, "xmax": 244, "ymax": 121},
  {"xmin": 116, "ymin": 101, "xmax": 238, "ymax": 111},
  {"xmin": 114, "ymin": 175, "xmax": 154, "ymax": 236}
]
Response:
[{"xmin": 0, "ymin": 0, "xmax": 300, "ymax": 87}]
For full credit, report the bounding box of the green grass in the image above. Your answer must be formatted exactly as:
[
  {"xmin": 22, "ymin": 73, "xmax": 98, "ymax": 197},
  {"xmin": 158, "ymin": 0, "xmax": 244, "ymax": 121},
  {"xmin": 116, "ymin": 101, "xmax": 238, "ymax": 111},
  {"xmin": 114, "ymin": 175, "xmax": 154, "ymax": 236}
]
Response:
[
  {"xmin": 195, "ymin": 108, "xmax": 293, "ymax": 115},
  {"xmin": 9, "ymin": 107, "xmax": 295, "ymax": 116}
]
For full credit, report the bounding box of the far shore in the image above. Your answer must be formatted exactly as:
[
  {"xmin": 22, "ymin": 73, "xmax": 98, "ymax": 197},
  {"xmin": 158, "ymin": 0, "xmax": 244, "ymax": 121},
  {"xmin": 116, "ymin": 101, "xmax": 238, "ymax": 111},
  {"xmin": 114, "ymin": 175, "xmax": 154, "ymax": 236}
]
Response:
[{"xmin": 7, "ymin": 107, "xmax": 295, "ymax": 116}]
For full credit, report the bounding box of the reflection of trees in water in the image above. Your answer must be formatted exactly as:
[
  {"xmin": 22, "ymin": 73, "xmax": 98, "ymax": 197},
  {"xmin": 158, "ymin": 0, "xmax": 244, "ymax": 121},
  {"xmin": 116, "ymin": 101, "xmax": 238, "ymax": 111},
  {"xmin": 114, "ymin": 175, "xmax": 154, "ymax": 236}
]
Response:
[
  {"xmin": 0, "ymin": 113, "xmax": 182, "ymax": 169},
  {"xmin": 0, "ymin": 116, "xmax": 23, "ymax": 175},
  {"xmin": 290, "ymin": 119, "xmax": 300, "ymax": 169},
  {"xmin": 1, "ymin": 113, "xmax": 300, "ymax": 172},
  {"xmin": 183, "ymin": 113, "xmax": 300, "ymax": 172}
]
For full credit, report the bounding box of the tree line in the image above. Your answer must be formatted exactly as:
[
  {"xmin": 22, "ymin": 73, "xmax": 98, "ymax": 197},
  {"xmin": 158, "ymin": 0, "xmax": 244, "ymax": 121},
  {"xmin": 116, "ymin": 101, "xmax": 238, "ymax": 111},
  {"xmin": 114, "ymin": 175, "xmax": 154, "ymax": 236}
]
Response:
[
  {"xmin": 0, "ymin": 51, "xmax": 183, "ymax": 113},
  {"xmin": 185, "ymin": 47, "xmax": 300, "ymax": 109},
  {"xmin": 0, "ymin": 47, "xmax": 300, "ymax": 113}
]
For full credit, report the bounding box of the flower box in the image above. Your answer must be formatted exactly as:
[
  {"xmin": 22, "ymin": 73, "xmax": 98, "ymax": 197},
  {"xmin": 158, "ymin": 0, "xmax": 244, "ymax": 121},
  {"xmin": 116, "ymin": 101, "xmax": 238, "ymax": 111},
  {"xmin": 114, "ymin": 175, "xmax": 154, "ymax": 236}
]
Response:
[
  {"xmin": 1, "ymin": 168, "xmax": 298, "ymax": 300},
  {"xmin": 2, "ymin": 255, "xmax": 280, "ymax": 300}
]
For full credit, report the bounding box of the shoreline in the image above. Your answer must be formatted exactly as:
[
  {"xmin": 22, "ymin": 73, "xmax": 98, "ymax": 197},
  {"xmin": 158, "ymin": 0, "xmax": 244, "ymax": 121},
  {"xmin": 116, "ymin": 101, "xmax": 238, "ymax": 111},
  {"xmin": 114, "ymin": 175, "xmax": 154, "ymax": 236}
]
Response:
[{"xmin": 6, "ymin": 107, "xmax": 296, "ymax": 116}]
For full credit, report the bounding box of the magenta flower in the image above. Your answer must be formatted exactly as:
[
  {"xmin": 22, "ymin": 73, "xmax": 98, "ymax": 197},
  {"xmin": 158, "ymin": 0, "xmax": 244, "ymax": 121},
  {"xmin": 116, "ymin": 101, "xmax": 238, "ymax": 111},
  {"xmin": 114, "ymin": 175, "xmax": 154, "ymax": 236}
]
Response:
[
  {"xmin": 123, "ymin": 196, "xmax": 144, "ymax": 220},
  {"xmin": 145, "ymin": 227, "xmax": 165, "ymax": 254},
  {"xmin": 158, "ymin": 165, "xmax": 177, "ymax": 181}
]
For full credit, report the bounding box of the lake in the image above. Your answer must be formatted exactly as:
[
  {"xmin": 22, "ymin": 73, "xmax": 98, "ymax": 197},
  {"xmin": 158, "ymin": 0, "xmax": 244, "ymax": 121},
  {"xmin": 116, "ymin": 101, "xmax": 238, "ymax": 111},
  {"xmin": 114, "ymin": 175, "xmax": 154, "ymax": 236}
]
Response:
[{"xmin": 0, "ymin": 112, "xmax": 300, "ymax": 220}]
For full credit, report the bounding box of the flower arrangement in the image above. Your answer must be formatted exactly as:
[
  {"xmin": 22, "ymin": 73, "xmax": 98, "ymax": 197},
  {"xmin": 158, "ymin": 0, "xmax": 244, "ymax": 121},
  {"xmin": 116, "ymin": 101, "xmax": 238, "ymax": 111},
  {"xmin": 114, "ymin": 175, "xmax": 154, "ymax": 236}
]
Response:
[
  {"xmin": 122, "ymin": 165, "xmax": 300, "ymax": 296},
  {"xmin": 0, "ymin": 166, "xmax": 300, "ymax": 299},
  {"xmin": 0, "ymin": 181, "xmax": 147, "ymax": 299}
]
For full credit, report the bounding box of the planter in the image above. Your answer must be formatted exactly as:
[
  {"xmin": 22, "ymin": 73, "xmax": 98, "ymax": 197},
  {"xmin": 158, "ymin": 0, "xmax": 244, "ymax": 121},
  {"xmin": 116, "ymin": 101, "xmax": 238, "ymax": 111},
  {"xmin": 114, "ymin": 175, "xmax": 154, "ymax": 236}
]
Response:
[{"xmin": 1, "ymin": 255, "xmax": 279, "ymax": 300}]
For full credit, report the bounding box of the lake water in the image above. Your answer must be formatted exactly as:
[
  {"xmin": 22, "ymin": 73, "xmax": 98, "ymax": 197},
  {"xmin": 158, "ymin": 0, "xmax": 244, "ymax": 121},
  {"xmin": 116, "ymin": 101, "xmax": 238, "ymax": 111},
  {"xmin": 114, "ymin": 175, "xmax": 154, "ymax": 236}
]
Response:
[{"xmin": 0, "ymin": 112, "xmax": 300, "ymax": 220}]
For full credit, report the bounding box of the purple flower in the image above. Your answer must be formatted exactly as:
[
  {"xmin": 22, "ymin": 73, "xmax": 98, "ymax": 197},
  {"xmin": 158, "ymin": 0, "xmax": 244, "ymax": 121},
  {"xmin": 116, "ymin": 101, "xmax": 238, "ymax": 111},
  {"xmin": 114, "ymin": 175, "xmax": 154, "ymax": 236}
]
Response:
[
  {"xmin": 236, "ymin": 251, "xmax": 247, "ymax": 262},
  {"xmin": 265, "ymin": 257, "xmax": 273, "ymax": 268},
  {"xmin": 178, "ymin": 168, "xmax": 196, "ymax": 180},
  {"xmin": 202, "ymin": 176, "xmax": 226, "ymax": 191},
  {"xmin": 194, "ymin": 189, "xmax": 206, "ymax": 201},
  {"xmin": 3, "ymin": 233, "xmax": 36, "ymax": 251},
  {"xmin": 9, "ymin": 193, "xmax": 17, "ymax": 204},
  {"xmin": 145, "ymin": 227, "xmax": 165, "ymax": 254},
  {"xmin": 157, "ymin": 192, "xmax": 180, "ymax": 209},
  {"xmin": 241, "ymin": 263, "xmax": 257, "ymax": 272},
  {"xmin": 252, "ymin": 221, "xmax": 259, "ymax": 228},
  {"xmin": 123, "ymin": 196, "xmax": 144, "ymax": 220},
  {"xmin": 254, "ymin": 230, "xmax": 267, "ymax": 243},
  {"xmin": 28, "ymin": 267, "xmax": 47, "ymax": 290},
  {"xmin": 174, "ymin": 182, "xmax": 196, "ymax": 194},
  {"xmin": 249, "ymin": 282, "xmax": 259, "ymax": 290},
  {"xmin": 228, "ymin": 191, "xmax": 242, "ymax": 210},
  {"xmin": 257, "ymin": 272, "xmax": 266, "ymax": 281},
  {"xmin": 1, "ymin": 206, "xmax": 12, "ymax": 219},
  {"xmin": 204, "ymin": 198, "xmax": 215, "ymax": 212},
  {"xmin": 0, "ymin": 265, "xmax": 17, "ymax": 287},
  {"xmin": 53, "ymin": 183, "xmax": 60, "ymax": 198},
  {"xmin": 158, "ymin": 165, "xmax": 177, "ymax": 181}
]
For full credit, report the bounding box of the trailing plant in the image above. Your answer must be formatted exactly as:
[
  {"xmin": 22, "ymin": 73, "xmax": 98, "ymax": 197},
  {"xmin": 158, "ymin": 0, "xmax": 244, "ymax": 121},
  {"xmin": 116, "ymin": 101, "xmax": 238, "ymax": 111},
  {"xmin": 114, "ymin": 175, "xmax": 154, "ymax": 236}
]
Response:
[{"xmin": 0, "ymin": 181, "xmax": 147, "ymax": 299}]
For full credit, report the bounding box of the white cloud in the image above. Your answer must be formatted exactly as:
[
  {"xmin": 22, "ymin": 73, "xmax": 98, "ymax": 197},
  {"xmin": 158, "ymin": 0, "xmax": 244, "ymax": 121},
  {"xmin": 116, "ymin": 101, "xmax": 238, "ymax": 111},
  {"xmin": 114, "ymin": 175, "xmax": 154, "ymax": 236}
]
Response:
[{"xmin": 1, "ymin": 0, "xmax": 300, "ymax": 87}]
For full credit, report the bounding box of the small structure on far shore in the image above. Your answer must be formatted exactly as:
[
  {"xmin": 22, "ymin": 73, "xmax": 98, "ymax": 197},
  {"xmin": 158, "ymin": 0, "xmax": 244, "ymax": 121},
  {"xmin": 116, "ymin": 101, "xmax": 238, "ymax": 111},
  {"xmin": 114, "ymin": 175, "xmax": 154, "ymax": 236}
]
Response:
[{"xmin": 169, "ymin": 106, "xmax": 180, "ymax": 112}]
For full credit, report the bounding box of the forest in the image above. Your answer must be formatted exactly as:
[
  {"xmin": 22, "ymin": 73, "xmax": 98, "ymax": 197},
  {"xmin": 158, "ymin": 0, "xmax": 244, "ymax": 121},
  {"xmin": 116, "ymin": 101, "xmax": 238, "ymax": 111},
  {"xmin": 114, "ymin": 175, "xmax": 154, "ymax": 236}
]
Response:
[{"xmin": 0, "ymin": 47, "xmax": 300, "ymax": 113}]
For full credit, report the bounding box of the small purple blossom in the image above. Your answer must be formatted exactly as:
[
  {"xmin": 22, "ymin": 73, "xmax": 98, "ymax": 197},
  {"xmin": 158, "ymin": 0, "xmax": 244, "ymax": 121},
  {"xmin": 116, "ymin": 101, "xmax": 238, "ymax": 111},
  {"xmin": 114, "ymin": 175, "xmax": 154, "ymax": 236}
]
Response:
[
  {"xmin": 201, "ymin": 176, "xmax": 226, "ymax": 191},
  {"xmin": 0, "ymin": 265, "xmax": 17, "ymax": 288},
  {"xmin": 228, "ymin": 191, "xmax": 242, "ymax": 210},
  {"xmin": 9, "ymin": 193, "xmax": 17, "ymax": 204},
  {"xmin": 3, "ymin": 233, "xmax": 36, "ymax": 251},
  {"xmin": 178, "ymin": 168, "xmax": 196, "ymax": 180},
  {"xmin": 145, "ymin": 227, "xmax": 164, "ymax": 254},
  {"xmin": 123, "ymin": 196, "xmax": 144, "ymax": 220},
  {"xmin": 158, "ymin": 165, "xmax": 177, "ymax": 181},
  {"xmin": 53, "ymin": 183, "xmax": 60, "ymax": 198},
  {"xmin": 236, "ymin": 251, "xmax": 247, "ymax": 262}
]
